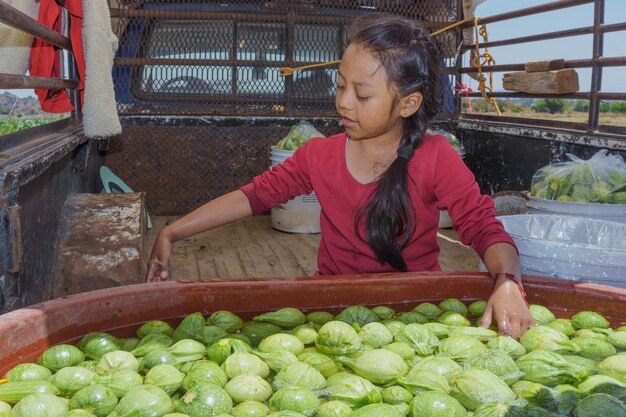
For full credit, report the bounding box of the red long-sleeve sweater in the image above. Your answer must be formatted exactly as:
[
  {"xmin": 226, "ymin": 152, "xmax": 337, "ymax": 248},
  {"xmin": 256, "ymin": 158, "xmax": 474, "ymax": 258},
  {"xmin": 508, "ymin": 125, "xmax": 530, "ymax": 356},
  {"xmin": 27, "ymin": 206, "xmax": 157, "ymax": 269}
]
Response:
[{"xmin": 241, "ymin": 132, "xmax": 515, "ymax": 275}]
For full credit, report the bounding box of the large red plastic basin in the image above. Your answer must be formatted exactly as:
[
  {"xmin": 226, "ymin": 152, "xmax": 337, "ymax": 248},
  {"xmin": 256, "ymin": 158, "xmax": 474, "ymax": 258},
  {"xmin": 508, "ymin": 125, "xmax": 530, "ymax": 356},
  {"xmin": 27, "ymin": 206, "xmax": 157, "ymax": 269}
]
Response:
[{"xmin": 1, "ymin": 272, "xmax": 625, "ymax": 375}]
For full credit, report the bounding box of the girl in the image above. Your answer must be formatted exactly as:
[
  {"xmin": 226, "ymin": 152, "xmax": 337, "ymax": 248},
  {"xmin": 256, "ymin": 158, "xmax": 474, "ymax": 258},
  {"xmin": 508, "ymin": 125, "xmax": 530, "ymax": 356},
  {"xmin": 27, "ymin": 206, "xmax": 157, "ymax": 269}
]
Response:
[{"xmin": 147, "ymin": 14, "xmax": 534, "ymax": 338}]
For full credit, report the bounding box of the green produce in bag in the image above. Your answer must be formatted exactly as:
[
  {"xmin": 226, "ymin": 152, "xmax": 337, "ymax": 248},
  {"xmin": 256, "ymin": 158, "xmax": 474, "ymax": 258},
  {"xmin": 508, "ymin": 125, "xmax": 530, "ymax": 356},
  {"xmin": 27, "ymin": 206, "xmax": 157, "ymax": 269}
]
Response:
[
  {"xmin": 10, "ymin": 393, "xmax": 68, "ymax": 417},
  {"xmin": 344, "ymin": 403, "xmax": 404, "ymax": 417},
  {"xmin": 530, "ymin": 149, "xmax": 626, "ymax": 203},
  {"xmin": 274, "ymin": 121, "xmax": 325, "ymax": 151},
  {"xmin": 408, "ymin": 391, "xmax": 466, "ymax": 417}
]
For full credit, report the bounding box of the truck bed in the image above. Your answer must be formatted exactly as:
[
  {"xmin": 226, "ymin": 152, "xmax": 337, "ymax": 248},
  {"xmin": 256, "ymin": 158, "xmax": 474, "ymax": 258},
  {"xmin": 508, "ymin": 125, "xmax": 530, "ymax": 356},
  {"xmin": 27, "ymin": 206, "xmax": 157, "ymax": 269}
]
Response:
[{"xmin": 148, "ymin": 215, "xmax": 480, "ymax": 281}]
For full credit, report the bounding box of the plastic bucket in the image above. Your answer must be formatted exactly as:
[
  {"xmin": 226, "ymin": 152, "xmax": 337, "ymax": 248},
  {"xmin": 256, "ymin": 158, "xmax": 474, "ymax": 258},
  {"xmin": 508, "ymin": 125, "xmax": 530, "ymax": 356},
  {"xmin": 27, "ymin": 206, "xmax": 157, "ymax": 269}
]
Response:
[
  {"xmin": 526, "ymin": 195, "xmax": 626, "ymax": 223},
  {"xmin": 496, "ymin": 214, "xmax": 626, "ymax": 288},
  {"xmin": 270, "ymin": 146, "xmax": 321, "ymax": 233},
  {"xmin": 439, "ymin": 146, "xmax": 466, "ymax": 228}
]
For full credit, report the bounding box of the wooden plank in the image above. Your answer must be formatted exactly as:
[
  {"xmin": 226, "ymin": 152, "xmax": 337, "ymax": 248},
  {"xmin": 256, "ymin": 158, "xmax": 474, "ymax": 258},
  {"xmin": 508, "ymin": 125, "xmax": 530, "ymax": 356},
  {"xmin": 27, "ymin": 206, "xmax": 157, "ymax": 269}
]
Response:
[
  {"xmin": 502, "ymin": 69, "xmax": 579, "ymax": 94},
  {"xmin": 525, "ymin": 59, "xmax": 565, "ymax": 73},
  {"xmin": 51, "ymin": 193, "xmax": 147, "ymax": 298}
]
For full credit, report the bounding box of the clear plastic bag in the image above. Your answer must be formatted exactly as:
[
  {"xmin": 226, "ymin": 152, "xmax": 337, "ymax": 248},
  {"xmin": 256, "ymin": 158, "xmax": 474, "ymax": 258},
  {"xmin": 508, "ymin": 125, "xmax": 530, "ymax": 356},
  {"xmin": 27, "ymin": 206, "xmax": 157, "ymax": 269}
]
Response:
[
  {"xmin": 530, "ymin": 149, "xmax": 626, "ymax": 204},
  {"xmin": 275, "ymin": 121, "xmax": 325, "ymax": 151}
]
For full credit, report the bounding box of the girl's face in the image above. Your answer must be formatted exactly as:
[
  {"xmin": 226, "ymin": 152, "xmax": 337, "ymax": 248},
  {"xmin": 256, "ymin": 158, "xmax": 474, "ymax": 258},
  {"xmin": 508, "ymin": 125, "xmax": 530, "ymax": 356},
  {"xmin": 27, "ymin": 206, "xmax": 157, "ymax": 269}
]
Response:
[{"xmin": 336, "ymin": 44, "xmax": 403, "ymax": 143}]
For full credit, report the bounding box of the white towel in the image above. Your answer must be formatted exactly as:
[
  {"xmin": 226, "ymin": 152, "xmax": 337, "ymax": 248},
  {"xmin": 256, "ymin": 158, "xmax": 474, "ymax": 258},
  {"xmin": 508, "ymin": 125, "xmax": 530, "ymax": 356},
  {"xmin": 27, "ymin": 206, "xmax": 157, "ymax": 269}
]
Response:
[
  {"xmin": 0, "ymin": 0, "xmax": 40, "ymax": 75},
  {"xmin": 81, "ymin": 0, "xmax": 122, "ymax": 139}
]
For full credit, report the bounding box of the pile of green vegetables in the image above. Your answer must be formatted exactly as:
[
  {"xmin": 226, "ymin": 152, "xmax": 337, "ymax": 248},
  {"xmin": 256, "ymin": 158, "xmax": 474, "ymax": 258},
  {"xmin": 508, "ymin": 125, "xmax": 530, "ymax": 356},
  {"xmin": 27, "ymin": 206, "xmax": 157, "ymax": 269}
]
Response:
[
  {"xmin": 274, "ymin": 121, "xmax": 325, "ymax": 151},
  {"xmin": 1, "ymin": 301, "xmax": 626, "ymax": 417}
]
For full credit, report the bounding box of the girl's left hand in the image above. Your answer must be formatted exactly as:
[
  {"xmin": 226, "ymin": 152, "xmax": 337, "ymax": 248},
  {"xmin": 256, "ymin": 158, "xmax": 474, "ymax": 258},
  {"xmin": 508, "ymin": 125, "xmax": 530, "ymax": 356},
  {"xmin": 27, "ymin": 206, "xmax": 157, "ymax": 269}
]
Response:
[{"xmin": 479, "ymin": 278, "xmax": 534, "ymax": 339}]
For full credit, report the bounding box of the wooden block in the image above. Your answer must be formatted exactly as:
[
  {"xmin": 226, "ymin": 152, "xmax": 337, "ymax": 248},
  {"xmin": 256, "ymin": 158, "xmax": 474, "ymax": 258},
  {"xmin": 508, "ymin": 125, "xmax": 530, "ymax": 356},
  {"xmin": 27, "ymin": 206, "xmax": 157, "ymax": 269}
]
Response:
[
  {"xmin": 525, "ymin": 59, "xmax": 565, "ymax": 72},
  {"xmin": 51, "ymin": 192, "xmax": 147, "ymax": 298},
  {"xmin": 502, "ymin": 69, "xmax": 579, "ymax": 94}
]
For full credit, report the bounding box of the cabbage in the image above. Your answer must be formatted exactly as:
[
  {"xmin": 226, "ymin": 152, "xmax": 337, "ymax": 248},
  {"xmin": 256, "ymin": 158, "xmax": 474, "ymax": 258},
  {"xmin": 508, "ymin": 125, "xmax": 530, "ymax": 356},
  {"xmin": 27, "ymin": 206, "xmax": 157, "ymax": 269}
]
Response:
[
  {"xmin": 396, "ymin": 369, "xmax": 450, "ymax": 395},
  {"xmin": 577, "ymin": 374, "xmax": 626, "ymax": 399},
  {"xmin": 597, "ymin": 354, "xmax": 626, "ymax": 383},
  {"xmin": 335, "ymin": 306, "xmax": 378, "ymax": 328},
  {"xmin": 223, "ymin": 352, "xmax": 270, "ymax": 378},
  {"xmin": 200, "ymin": 326, "xmax": 229, "ymax": 347},
  {"xmin": 358, "ymin": 322, "xmax": 393, "ymax": 348},
  {"xmin": 421, "ymin": 322, "xmax": 451, "ymax": 338},
  {"xmin": 574, "ymin": 328, "xmax": 611, "ymax": 339},
  {"xmin": 176, "ymin": 384, "xmax": 232, "ymax": 417},
  {"xmin": 608, "ymin": 331, "xmax": 626, "ymax": 349},
  {"xmin": 95, "ymin": 351, "xmax": 139, "ymax": 375},
  {"xmin": 381, "ymin": 320, "xmax": 406, "ymax": 336},
  {"xmin": 130, "ymin": 334, "xmax": 174, "ymax": 357},
  {"xmin": 181, "ymin": 361, "xmax": 228, "ymax": 390},
  {"xmin": 253, "ymin": 349, "xmax": 299, "ymax": 372},
  {"xmin": 269, "ymin": 387, "xmax": 321, "ymax": 416},
  {"xmin": 258, "ymin": 334, "xmax": 305, "ymax": 355},
  {"xmin": 345, "ymin": 403, "xmax": 404, "ymax": 417},
  {"xmin": 396, "ymin": 311, "xmax": 428, "ymax": 325},
  {"xmin": 242, "ymin": 322, "xmax": 284, "ymax": 346},
  {"xmin": 68, "ymin": 384, "xmax": 118, "ymax": 417},
  {"xmin": 438, "ymin": 299, "xmax": 468, "ymax": 317},
  {"xmin": 382, "ymin": 342, "xmax": 416, "ymax": 363},
  {"xmin": 93, "ymin": 369, "xmax": 143, "ymax": 398},
  {"xmin": 520, "ymin": 325, "xmax": 579, "ymax": 354},
  {"xmin": 338, "ymin": 349, "xmax": 407, "ymax": 384},
  {"xmin": 394, "ymin": 324, "xmax": 439, "ymax": 356},
  {"xmin": 297, "ymin": 352, "xmax": 339, "ymax": 377},
  {"xmin": 409, "ymin": 356, "xmax": 462, "ymax": 382},
  {"xmin": 571, "ymin": 311, "xmax": 610, "ymax": 329},
  {"xmin": 515, "ymin": 350, "xmax": 589, "ymax": 385},
  {"xmin": 207, "ymin": 311, "xmax": 244, "ymax": 332},
  {"xmin": 0, "ymin": 400, "xmax": 9, "ymax": 417},
  {"xmin": 381, "ymin": 385, "xmax": 413, "ymax": 405},
  {"xmin": 0, "ymin": 380, "xmax": 59, "ymax": 404},
  {"xmin": 38, "ymin": 345, "xmax": 85, "ymax": 371},
  {"xmin": 254, "ymin": 308, "xmax": 306, "ymax": 328},
  {"xmin": 371, "ymin": 306, "xmax": 395, "ymax": 320},
  {"xmin": 172, "ymin": 312, "xmax": 205, "ymax": 342},
  {"xmin": 437, "ymin": 312, "xmax": 470, "ymax": 327},
  {"xmin": 3, "ymin": 363, "xmax": 52, "ymax": 382},
  {"xmin": 136, "ymin": 320, "xmax": 174, "ymax": 338},
  {"xmin": 10, "ymin": 393, "xmax": 68, "ymax": 417},
  {"xmin": 138, "ymin": 350, "xmax": 179, "ymax": 372},
  {"xmin": 167, "ymin": 339, "xmax": 207, "ymax": 363},
  {"xmin": 529, "ymin": 304, "xmax": 556, "ymax": 325},
  {"xmin": 207, "ymin": 338, "xmax": 252, "ymax": 365},
  {"xmin": 50, "ymin": 367, "xmax": 96, "ymax": 396},
  {"xmin": 316, "ymin": 400, "xmax": 352, "ymax": 417},
  {"xmin": 468, "ymin": 300, "xmax": 487, "ymax": 318},
  {"xmin": 486, "ymin": 336, "xmax": 527, "ymax": 358},
  {"xmin": 449, "ymin": 326, "xmax": 498, "ymax": 342},
  {"xmin": 449, "ymin": 368, "xmax": 516, "ymax": 411},
  {"xmin": 408, "ymin": 391, "xmax": 467, "ymax": 417},
  {"xmin": 572, "ymin": 392, "xmax": 626, "ymax": 417},
  {"xmin": 119, "ymin": 338, "xmax": 140, "ymax": 352},
  {"xmin": 546, "ymin": 319, "xmax": 576, "ymax": 336},
  {"xmin": 225, "ymin": 374, "xmax": 273, "ymax": 403},
  {"xmin": 322, "ymin": 375, "xmax": 381, "ymax": 408},
  {"xmin": 290, "ymin": 324, "xmax": 318, "ymax": 345},
  {"xmin": 511, "ymin": 380, "xmax": 564, "ymax": 411},
  {"xmin": 437, "ymin": 334, "xmax": 487, "ymax": 360},
  {"xmin": 472, "ymin": 401, "xmax": 517, "ymax": 417},
  {"xmin": 570, "ymin": 336, "xmax": 617, "ymax": 360},
  {"xmin": 412, "ymin": 302, "xmax": 443, "ymax": 319},
  {"xmin": 562, "ymin": 354, "xmax": 598, "ymax": 375},
  {"xmin": 306, "ymin": 312, "xmax": 335, "ymax": 326},
  {"xmin": 231, "ymin": 401, "xmax": 270, "ymax": 417},
  {"xmin": 79, "ymin": 333, "xmax": 121, "ymax": 360},
  {"xmin": 144, "ymin": 364, "xmax": 184, "ymax": 395},
  {"xmin": 463, "ymin": 349, "xmax": 522, "ymax": 385},
  {"xmin": 273, "ymin": 361, "xmax": 326, "ymax": 390},
  {"xmin": 108, "ymin": 385, "xmax": 173, "ymax": 417},
  {"xmin": 315, "ymin": 321, "xmax": 362, "ymax": 356}
]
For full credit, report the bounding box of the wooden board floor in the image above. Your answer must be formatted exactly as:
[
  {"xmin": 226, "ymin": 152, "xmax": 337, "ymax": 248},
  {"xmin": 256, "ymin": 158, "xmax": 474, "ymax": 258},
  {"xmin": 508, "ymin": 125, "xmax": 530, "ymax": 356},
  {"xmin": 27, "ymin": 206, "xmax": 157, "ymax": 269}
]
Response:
[{"xmin": 147, "ymin": 215, "xmax": 480, "ymax": 282}]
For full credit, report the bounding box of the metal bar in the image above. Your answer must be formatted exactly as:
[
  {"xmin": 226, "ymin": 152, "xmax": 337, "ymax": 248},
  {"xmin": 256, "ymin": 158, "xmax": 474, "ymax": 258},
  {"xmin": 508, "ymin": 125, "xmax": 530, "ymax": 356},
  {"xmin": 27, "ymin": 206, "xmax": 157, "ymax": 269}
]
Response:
[
  {"xmin": 463, "ymin": 91, "xmax": 626, "ymax": 100},
  {"xmin": 458, "ymin": 0, "xmax": 594, "ymax": 28},
  {"xmin": 462, "ymin": 26, "xmax": 594, "ymax": 51},
  {"xmin": 456, "ymin": 56, "xmax": 626, "ymax": 74},
  {"xmin": 453, "ymin": 0, "xmax": 463, "ymax": 119},
  {"xmin": 114, "ymin": 57, "xmax": 339, "ymax": 68},
  {"xmin": 0, "ymin": 1, "xmax": 72, "ymax": 51},
  {"xmin": 0, "ymin": 74, "xmax": 78, "ymax": 90},
  {"xmin": 588, "ymin": 0, "xmax": 605, "ymax": 131}
]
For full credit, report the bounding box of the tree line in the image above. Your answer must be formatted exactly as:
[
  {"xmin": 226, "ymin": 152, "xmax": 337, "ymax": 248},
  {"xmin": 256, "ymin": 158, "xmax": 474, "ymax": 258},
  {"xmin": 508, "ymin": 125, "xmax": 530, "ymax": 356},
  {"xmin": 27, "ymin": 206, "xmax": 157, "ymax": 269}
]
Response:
[{"xmin": 464, "ymin": 99, "xmax": 626, "ymax": 114}]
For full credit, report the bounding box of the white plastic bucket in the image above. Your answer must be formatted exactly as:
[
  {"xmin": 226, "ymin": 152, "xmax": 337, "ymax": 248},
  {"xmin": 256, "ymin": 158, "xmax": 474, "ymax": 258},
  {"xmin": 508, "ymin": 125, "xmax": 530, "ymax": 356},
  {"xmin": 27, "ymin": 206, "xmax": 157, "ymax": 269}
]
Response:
[
  {"xmin": 270, "ymin": 146, "xmax": 321, "ymax": 233},
  {"xmin": 526, "ymin": 196, "xmax": 626, "ymax": 224},
  {"xmin": 439, "ymin": 146, "xmax": 466, "ymax": 228},
  {"xmin": 491, "ymin": 214, "xmax": 626, "ymax": 288}
]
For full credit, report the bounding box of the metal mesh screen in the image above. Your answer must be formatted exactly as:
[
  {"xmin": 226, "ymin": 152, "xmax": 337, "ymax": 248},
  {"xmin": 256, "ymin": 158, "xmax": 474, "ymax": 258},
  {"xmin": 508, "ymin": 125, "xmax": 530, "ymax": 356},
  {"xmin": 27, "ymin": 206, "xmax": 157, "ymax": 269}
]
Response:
[{"xmin": 110, "ymin": 0, "xmax": 459, "ymax": 116}]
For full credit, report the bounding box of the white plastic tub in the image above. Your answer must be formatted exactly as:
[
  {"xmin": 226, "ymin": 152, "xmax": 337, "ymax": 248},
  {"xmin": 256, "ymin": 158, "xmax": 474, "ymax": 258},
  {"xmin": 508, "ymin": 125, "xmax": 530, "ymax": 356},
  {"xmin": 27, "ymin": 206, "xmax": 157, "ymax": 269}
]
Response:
[
  {"xmin": 526, "ymin": 195, "xmax": 626, "ymax": 224},
  {"xmin": 270, "ymin": 146, "xmax": 321, "ymax": 233},
  {"xmin": 497, "ymin": 214, "xmax": 626, "ymax": 288}
]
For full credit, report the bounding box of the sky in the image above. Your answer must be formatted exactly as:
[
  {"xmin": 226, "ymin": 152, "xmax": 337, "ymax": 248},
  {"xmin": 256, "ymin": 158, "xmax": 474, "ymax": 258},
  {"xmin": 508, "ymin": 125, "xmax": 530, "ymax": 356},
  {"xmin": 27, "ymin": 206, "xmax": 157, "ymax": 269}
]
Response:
[{"xmin": 3, "ymin": 0, "xmax": 625, "ymax": 98}]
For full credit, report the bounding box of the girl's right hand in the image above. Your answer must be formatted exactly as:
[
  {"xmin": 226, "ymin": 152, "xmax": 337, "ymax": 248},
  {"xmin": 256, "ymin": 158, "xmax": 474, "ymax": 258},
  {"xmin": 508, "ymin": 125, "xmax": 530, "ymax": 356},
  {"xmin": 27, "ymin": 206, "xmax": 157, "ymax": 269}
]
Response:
[{"xmin": 146, "ymin": 231, "xmax": 173, "ymax": 282}]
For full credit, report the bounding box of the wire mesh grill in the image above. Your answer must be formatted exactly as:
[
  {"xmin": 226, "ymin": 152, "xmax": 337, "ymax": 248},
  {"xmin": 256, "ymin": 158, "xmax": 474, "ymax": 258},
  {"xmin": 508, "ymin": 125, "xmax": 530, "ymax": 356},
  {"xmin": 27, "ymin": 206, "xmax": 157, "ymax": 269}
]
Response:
[{"xmin": 109, "ymin": 0, "xmax": 459, "ymax": 116}]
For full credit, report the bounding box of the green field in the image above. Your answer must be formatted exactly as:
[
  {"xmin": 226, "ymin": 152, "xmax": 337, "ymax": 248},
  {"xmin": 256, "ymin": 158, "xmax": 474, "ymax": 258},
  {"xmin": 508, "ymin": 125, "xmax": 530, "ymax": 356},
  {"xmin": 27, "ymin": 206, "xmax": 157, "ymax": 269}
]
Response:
[{"xmin": 0, "ymin": 115, "xmax": 68, "ymax": 135}]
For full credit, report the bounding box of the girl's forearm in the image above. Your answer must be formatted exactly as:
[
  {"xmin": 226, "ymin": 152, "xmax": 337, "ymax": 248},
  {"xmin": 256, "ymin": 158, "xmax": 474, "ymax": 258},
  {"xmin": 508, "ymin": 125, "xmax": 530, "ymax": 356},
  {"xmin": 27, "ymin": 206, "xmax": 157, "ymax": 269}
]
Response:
[
  {"xmin": 160, "ymin": 190, "xmax": 253, "ymax": 243},
  {"xmin": 482, "ymin": 242, "xmax": 522, "ymax": 282}
]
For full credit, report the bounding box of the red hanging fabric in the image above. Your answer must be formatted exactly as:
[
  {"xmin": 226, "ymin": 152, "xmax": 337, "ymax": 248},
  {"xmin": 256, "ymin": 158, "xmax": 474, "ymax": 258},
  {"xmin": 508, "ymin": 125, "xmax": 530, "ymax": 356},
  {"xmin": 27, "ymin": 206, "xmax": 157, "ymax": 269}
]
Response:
[{"xmin": 29, "ymin": 0, "xmax": 85, "ymax": 113}]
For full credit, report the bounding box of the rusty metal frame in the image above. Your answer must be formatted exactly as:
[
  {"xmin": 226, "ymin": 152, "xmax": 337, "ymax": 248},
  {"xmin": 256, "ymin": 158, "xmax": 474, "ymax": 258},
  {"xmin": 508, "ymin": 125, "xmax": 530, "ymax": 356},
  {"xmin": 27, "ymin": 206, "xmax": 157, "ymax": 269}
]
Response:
[{"xmin": 452, "ymin": 0, "xmax": 625, "ymax": 136}]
